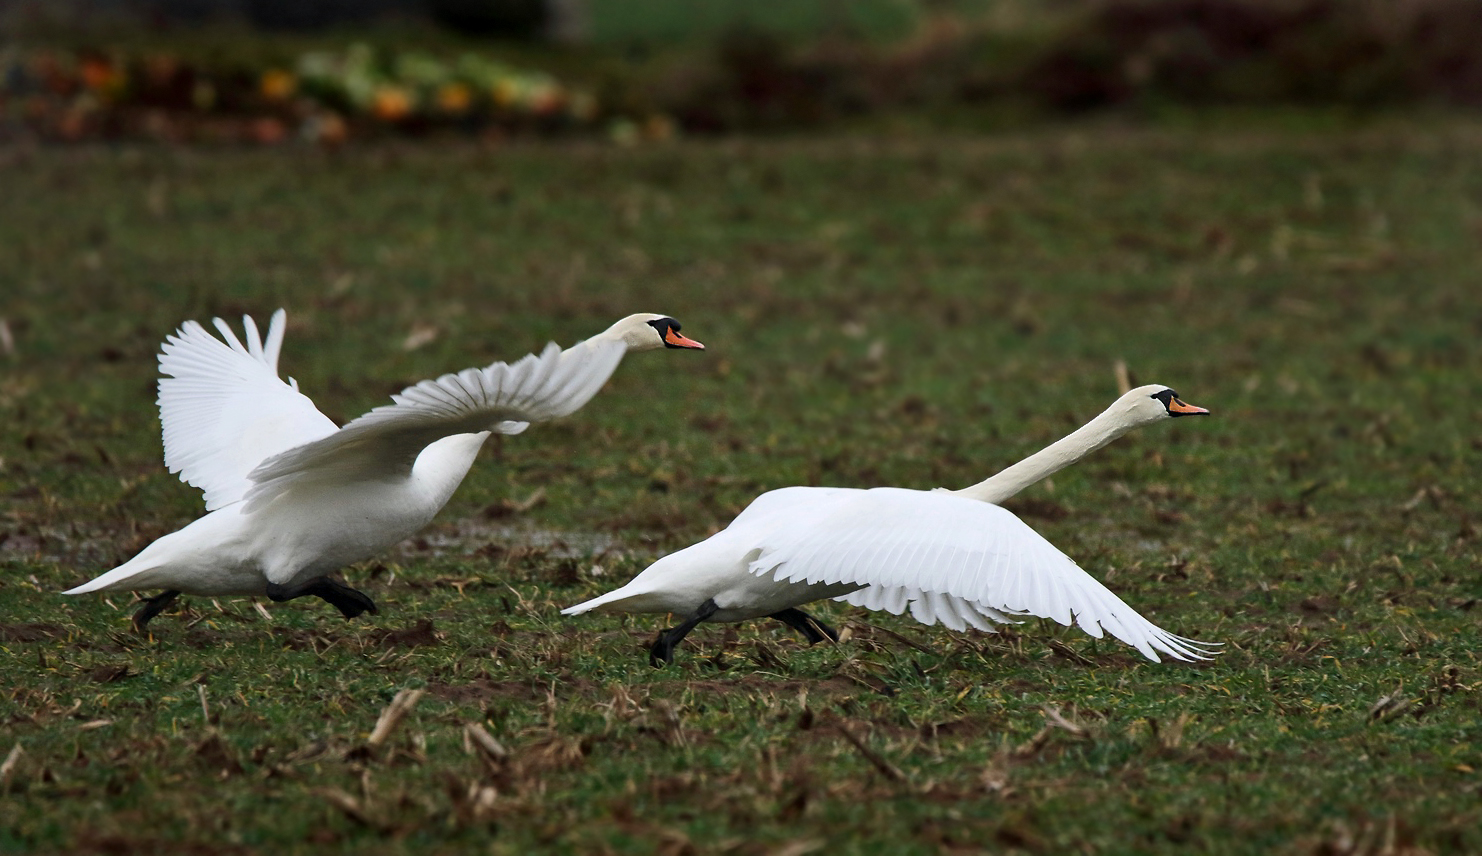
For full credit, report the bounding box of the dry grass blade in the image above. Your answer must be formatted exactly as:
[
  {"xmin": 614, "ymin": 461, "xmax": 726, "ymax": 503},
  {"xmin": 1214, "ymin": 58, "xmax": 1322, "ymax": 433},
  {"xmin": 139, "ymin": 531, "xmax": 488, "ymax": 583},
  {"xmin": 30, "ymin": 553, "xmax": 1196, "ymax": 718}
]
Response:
[
  {"xmin": 1149, "ymin": 713, "xmax": 1191, "ymax": 751},
  {"xmin": 512, "ymin": 487, "xmax": 546, "ymax": 513},
  {"xmin": 316, "ymin": 788, "xmax": 390, "ymax": 831},
  {"xmin": 1043, "ymin": 705, "xmax": 1089, "ymax": 738},
  {"xmin": 835, "ymin": 721, "xmax": 907, "ymax": 783},
  {"xmin": 1016, "ymin": 706, "xmax": 1091, "ymax": 758},
  {"xmin": 463, "ymin": 722, "xmax": 509, "ymax": 764},
  {"xmin": 1, "ymin": 743, "xmax": 22, "ymax": 788},
  {"xmin": 1368, "ymin": 685, "xmax": 1412, "ymax": 723},
  {"xmin": 484, "ymin": 487, "xmax": 548, "ymax": 518},
  {"xmin": 865, "ymin": 622, "xmax": 935, "ymax": 655},
  {"xmin": 772, "ymin": 840, "xmax": 826, "ymax": 856},
  {"xmin": 401, "ymin": 323, "xmax": 439, "ymax": 352},
  {"xmin": 1047, "ymin": 639, "xmax": 1095, "ymax": 666},
  {"xmin": 1114, "ymin": 358, "xmax": 1133, "ymax": 395},
  {"xmin": 367, "ymin": 688, "xmax": 424, "ymax": 748},
  {"xmin": 1014, "ymin": 728, "xmax": 1053, "ymax": 758},
  {"xmin": 653, "ymin": 699, "xmax": 689, "ymax": 749},
  {"xmin": 1317, "ymin": 815, "xmax": 1431, "ymax": 856},
  {"xmin": 454, "ymin": 780, "xmax": 500, "ymax": 824},
  {"xmin": 981, "ymin": 755, "xmax": 1012, "ymax": 795}
]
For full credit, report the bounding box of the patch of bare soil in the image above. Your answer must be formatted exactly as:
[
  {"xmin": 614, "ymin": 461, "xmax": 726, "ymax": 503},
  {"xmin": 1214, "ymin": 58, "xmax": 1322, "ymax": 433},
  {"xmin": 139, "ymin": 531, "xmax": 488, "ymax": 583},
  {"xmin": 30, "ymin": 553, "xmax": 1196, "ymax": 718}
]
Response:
[
  {"xmin": 70, "ymin": 833, "xmax": 254, "ymax": 856},
  {"xmin": 0, "ymin": 622, "xmax": 67, "ymax": 642},
  {"xmin": 369, "ymin": 618, "xmax": 441, "ymax": 649},
  {"xmin": 270, "ymin": 626, "xmax": 340, "ymax": 652}
]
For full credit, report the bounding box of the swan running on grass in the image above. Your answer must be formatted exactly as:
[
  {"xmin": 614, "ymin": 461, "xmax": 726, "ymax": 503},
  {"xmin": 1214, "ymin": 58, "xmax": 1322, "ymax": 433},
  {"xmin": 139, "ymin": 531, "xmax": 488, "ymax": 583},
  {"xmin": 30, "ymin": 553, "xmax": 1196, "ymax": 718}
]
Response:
[
  {"xmin": 563, "ymin": 384, "xmax": 1217, "ymax": 666},
  {"xmin": 66, "ymin": 310, "xmax": 703, "ymax": 630}
]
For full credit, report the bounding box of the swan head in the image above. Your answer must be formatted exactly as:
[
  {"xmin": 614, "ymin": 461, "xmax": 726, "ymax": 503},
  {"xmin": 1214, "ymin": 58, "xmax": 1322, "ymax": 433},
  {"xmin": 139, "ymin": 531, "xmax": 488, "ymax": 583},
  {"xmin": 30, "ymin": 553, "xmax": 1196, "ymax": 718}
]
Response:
[
  {"xmin": 601, "ymin": 313, "xmax": 705, "ymax": 352},
  {"xmin": 1118, "ymin": 384, "xmax": 1210, "ymax": 424}
]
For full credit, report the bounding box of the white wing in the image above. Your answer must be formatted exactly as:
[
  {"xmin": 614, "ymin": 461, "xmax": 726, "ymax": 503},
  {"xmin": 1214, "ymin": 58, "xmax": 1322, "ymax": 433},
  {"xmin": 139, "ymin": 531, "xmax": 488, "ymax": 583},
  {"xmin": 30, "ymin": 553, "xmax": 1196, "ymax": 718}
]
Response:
[
  {"xmin": 157, "ymin": 309, "xmax": 338, "ymax": 511},
  {"xmin": 242, "ymin": 338, "xmax": 627, "ymax": 511},
  {"xmin": 747, "ymin": 487, "xmax": 1217, "ymax": 663},
  {"xmin": 728, "ymin": 485, "xmax": 854, "ymax": 528},
  {"xmin": 836, "ymin": 584, "xmax": 1025, "ymax": 633}
]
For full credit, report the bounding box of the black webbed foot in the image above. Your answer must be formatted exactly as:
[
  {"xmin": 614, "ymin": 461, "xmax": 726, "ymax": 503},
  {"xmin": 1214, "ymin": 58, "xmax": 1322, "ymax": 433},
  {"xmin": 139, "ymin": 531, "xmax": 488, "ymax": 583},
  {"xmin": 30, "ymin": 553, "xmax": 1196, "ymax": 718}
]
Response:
[
  {"xmin": 768, "ymin": 607, "xmax": 839, "ymax": 645},
  {"xmin": 648, "ymin": 598, "xmax": 719, "ymax": 668},
  {"xmin": 265, "ymin": 577, "xmax": 379, "ymax": 619},
  {"xmin": 132, "ymin": 589, "xmax": 183, "ymax": 634}
]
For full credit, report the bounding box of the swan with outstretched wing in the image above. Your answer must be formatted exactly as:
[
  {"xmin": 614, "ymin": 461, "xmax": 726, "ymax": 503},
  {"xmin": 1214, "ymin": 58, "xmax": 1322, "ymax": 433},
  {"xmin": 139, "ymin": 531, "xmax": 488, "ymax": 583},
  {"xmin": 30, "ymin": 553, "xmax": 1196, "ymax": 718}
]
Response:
[
  {"xmin": 564, "ymin": 385, "xmax": 1217, "ymax": 666},
  {"xmin": 67, "ymin": 310, "xmax": 703, "ymax": 631}
]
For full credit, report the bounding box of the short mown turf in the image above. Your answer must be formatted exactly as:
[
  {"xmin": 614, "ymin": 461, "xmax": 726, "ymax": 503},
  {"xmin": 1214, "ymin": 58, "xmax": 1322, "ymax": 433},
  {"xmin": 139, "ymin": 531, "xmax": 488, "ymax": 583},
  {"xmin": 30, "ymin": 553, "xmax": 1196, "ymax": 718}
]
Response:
[{"xmin": 2, "ymin": 122, "xmax": 1479, "ymax": 854}]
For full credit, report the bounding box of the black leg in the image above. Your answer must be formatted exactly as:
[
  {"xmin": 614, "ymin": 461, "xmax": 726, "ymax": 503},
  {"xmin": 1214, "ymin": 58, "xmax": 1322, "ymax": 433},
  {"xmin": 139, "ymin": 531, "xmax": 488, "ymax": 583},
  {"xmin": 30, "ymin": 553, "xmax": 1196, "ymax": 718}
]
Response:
[
  {"xmin": 649, "ymin": 599, "xmax": 720, "ymax": 668},
  {"xmin": 265, "ymin": 577, "xmax": 379, "ymax": 619},
  {"xmin": 132, "ymin": 589, "xmax": 182, "ymax": 633},
  {"xmin": 768, "ymin": 607, "xmax": 838, "ymax": 645}
]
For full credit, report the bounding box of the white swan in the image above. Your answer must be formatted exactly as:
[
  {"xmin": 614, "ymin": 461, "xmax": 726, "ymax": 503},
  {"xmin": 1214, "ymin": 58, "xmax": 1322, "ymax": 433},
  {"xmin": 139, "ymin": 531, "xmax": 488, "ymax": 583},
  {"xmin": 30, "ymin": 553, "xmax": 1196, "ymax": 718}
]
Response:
[
  {"xmin": 563, "ymin": 385, "xmax": 1216, "ymax": 666},
  {"xmin": 65, "ymin": 309, "xmax": 704, "ymax": 630}
]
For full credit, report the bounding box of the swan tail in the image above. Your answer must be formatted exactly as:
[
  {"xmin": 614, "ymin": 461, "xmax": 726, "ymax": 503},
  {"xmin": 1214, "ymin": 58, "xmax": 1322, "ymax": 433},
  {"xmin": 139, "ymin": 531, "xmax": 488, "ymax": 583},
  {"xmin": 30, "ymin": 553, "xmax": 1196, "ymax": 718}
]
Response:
[
  {"xmin": 560, "ymin": 592, "xmax": 621, "ymax": 615},
  {"xmin": 560, "ymin": 583, "xmax": 662, "ymax": 616},
  {"xmin": 63, "ymin": 554, "xmax": 167, "ymax": 595}
]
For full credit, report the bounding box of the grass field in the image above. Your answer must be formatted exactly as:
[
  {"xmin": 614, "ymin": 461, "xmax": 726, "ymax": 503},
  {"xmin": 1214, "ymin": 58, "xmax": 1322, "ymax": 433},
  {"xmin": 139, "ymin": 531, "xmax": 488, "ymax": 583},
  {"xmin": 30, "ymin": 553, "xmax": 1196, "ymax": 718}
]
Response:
[{"xmin": 2, "ymin": 119, "xmax": 1481, "ymax": 854}]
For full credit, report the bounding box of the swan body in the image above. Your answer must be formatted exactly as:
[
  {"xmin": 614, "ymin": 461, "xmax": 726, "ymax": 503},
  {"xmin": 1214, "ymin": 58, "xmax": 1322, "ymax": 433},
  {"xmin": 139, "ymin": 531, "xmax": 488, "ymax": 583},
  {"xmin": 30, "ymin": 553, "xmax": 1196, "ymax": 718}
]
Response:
[
  {"xmin": 66, "ymin": 309, "xmax": 703, "ymax": 628},
  {"xmin": 563, "ymin": 384, "xmax": 1216, "ymax": 665}
]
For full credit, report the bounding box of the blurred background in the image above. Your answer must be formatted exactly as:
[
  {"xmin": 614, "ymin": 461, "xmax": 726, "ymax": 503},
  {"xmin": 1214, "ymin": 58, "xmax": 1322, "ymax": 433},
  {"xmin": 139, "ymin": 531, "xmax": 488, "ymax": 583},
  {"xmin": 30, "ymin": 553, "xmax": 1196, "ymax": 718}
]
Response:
[{"xmin": 7, "ymin": 0, "xmax": 1482, "ymax": 145}]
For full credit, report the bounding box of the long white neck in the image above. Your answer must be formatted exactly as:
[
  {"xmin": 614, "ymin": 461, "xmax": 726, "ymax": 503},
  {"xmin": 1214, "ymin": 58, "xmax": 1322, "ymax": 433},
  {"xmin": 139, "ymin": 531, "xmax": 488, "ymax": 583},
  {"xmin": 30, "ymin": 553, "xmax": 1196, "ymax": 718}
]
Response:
[
  {"xmin": 586, "ymin": 326, "xmax": 623, "ymax": 345},
  {"xmin": 949, "ymin": 403, "xmax": 1139, "ymax": 505},
  {"xmin": 585, "ymin": 314, "xmax": 654, "ymax": 351}
]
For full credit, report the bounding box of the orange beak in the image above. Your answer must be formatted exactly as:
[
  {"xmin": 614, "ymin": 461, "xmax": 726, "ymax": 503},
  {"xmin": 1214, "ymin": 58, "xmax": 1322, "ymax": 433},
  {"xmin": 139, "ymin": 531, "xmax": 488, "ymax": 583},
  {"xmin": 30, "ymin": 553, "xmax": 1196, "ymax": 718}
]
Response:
[
  {"xmin": 664, "ymin": 328, "xmax": 705, "ymax": 350},
  {"xmin": 1168, "ymin": 396, "xmax": 1209, "ymax": 416}
]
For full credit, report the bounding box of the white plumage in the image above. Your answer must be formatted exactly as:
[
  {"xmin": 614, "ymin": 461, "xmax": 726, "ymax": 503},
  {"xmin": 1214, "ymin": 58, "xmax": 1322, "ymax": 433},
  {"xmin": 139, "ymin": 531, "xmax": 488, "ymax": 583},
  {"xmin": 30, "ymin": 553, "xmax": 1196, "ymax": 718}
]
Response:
[
  {"xmin": 158, "ymin": 310, "xmax": 337, "ymax": 512},
  {"xmin": 563, "ymin": 384, "xmax": 1217, "ymax": 665},
  {"xmin": 753, "ymin": 488, "xmax": 1211, "ymax": 662},
  {"xmin": 66, "ymin": 309, "xmax": 703, "ymax": 629},
  {"xmin": 239, "ymin": 337, "xmax": 627, "ymax": 513}
]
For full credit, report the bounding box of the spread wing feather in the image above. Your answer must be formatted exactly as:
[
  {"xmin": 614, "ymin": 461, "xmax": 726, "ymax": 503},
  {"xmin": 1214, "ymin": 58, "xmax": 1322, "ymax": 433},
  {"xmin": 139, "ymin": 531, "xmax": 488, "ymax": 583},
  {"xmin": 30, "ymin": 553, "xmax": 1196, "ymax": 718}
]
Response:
[
  {"xmin": 156, "ymin": 309, "xmax": 338, "ymax": 511},
  {"xmin": 745, "ymin": 487, "xmax": 1217, "ymax": 662},
  {"xmin": 242, "ymin": 338, "xmax": 627, "ymax": 511}
]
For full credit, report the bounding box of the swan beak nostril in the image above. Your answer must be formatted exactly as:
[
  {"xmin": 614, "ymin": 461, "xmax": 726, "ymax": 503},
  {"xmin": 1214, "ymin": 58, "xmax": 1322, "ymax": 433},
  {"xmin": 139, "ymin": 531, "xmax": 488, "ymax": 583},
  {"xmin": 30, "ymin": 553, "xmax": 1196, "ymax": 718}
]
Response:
[
  {"xmin": 664, "ymin": 329, "xmax": 705, "ymax": 350},
  {"xmin": 1168, "ymin": 398, "xmax": 1209, "ymax": 416}
]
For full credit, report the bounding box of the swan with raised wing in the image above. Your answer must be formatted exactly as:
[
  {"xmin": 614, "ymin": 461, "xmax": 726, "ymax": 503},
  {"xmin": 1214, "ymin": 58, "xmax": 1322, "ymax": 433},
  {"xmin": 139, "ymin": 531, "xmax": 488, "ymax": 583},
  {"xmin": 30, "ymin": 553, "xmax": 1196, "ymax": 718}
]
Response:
[
  {"xmin": 563, "ymin": 384, "xmax": 1215, "ymax": 666},
  {"xmin": 66, "ymin": 309, "xmax": 703, "ymax": 630}
]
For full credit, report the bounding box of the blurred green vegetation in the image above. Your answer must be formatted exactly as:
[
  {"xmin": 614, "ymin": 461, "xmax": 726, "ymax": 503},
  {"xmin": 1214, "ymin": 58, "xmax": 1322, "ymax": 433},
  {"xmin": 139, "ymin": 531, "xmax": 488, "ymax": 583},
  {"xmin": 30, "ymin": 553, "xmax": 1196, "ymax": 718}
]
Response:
[
  {"xmin": 583, "ymin": 0, "xmax": 924, "ymax": 44},
  {"xmin": 11, "ymin": 0, "xmax": 1482, "ymax": 139}
]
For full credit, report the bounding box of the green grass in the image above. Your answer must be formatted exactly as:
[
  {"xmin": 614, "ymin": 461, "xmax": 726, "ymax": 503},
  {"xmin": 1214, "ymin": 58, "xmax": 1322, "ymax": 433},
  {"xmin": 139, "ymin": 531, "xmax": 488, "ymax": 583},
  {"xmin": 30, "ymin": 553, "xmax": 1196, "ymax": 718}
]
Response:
[{"xmin": 2, "ymin": 119, "xmax": 1481, "ymax": 854}]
